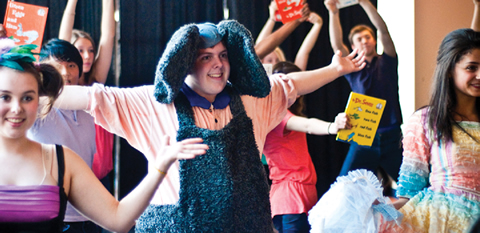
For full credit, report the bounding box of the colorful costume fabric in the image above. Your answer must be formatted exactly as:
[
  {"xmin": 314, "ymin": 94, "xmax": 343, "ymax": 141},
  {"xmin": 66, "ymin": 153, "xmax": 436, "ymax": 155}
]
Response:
[
  {"xmin": 263, "ymin": 110, "xmax": 317, "ymax": 217},
  {"xmin": 308, "ymin": 169, "xmax": 401, "ymax": 233},
  {"xmin": 382, "ymin": 109, "xmax": 480, "ymax": 232}
]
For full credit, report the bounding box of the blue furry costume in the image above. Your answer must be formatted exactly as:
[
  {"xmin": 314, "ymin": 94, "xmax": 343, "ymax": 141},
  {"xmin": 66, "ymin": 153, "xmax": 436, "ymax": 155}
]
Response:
[{"xmin": 135, "ymin": 21, "xmax": 274, "ymax": 232}]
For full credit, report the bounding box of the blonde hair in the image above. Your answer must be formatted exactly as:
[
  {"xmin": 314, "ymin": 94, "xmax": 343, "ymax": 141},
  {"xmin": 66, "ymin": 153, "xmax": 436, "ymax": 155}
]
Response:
[
  {"xmin": 273, "ymin": 47, "xmax": 286, "ymax": 62},
  {"xmin": 71, "ymin": 29, "xmax": 97, "ymax": 55}
]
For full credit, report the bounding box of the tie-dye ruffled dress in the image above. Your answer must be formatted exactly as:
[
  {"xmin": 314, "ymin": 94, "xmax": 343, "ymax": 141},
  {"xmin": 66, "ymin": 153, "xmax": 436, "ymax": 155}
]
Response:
[{"xmin": 382, "ymin": 108, "xmax": 480, "ymax": 232}]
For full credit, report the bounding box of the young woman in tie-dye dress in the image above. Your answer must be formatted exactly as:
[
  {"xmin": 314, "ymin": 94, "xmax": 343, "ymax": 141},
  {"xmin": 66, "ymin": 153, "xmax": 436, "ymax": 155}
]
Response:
[{"xmin": 381, "ymin": 28, "xmax": 480, "ymax": 233}]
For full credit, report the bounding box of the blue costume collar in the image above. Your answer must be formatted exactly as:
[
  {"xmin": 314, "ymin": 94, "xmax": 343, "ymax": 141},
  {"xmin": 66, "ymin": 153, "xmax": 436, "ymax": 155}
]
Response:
[{"xmin": 180, "ymin": 82, "xmax": 230, "ymax": 109}]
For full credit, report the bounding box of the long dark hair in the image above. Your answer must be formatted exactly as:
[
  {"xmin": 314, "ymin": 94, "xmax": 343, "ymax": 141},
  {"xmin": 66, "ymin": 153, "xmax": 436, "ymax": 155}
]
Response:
[
  {"xmin": 428, "ymin": 28, "xmax": 480, "ymax": 143},
  {"xmin": 272, "ymin": 61, "xmax": 305, "ymax": 117}
]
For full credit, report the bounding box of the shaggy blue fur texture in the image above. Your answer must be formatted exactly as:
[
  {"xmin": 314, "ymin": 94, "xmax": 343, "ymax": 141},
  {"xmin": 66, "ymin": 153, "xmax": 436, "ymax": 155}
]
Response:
[
  {"xmin": 153, "ymin": 24, "xmax": 200, "ymax": 104},
  {"xmin": 135, "ymin": 86, "xmax": 273, "ymax": 232},
  {"xmin": 153, "ymin": 20, "xmax": 271, "ymax": 104}
]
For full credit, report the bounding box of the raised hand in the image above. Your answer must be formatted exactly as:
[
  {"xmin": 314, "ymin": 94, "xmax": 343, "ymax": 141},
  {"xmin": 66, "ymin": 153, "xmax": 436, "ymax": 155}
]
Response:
[
  {"xmin": 324, "ymin": 0, "xmax": 339, "ymax": 14},
  {"xmin": 154, "ymin": 136, "xmax": 209, "ymax": 174},
  {"xmin": 269, "ymin": 0, "xmax": 278, "ymax": 20},
  {"xmin": 307, "ymin": 12, "xmax": 323, "ymax": 25},
  {"xmin": 331, "ymin": 112, "xmax": 351, "ymax": 134},
  {"xmin": 331, "ymin": 49, "xmax": 366, "ymax": 76},
  {"xmin": 297, "ymin": 2, "xmax": 311, "ymax": 22},
  {"xmin": 0, "ymin": 24, "xmax": 6, "ymax": 38}
]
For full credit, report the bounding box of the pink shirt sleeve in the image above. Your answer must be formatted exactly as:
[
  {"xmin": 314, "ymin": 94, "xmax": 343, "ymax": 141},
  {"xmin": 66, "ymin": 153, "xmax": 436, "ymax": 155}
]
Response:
[
  {"xmin": 242, "ymin": 74, "xmax": 298, "ymax": 155},
  {"xmin": 87, "ymin": 84, "xmax": 183, "ymax": 204},
  {"xmin": 86, "ymin": 84, "xmax": 180, "ymax": 162}
]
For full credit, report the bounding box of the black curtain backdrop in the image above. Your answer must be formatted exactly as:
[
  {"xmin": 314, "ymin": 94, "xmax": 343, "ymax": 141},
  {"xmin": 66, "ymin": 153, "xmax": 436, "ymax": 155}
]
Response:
[{"xmin": 0, "ymin": 0, "xmax": 376, "ymax": 199}]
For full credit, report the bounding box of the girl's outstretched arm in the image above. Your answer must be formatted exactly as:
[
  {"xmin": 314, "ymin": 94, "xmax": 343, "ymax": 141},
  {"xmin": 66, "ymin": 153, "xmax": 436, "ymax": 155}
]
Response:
[
  {"xmin": 65, "ymin": 137, "xmax": 208, "ymax": 232},
  {"xmin": 286, "ymin": 112, "xmax": 350, "ymax": 135}
]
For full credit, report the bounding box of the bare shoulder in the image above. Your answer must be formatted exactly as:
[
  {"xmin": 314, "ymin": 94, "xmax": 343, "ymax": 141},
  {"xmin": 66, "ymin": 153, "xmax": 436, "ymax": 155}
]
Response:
[
  {"xmin": 61, "ymin": 145, "xmax": 92, "ymax": 196},
  {"xmin": 62, "ymin": 146, "xmax": 88, "ymax": 169}
]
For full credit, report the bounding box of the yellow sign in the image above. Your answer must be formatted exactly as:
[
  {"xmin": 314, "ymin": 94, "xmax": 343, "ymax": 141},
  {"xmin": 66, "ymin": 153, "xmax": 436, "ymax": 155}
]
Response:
[{"xmin": 336, "ymin": 92, "xmax": 386, "ymax": 147}]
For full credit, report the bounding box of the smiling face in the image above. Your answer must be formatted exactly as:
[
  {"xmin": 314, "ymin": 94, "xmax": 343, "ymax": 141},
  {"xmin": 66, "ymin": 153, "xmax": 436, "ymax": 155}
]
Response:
[
  {"xmin": 0, "ymin": 68, "xmax": 39, "ymax": 140},
  {"xmin": 185, "ymin": 42, "xmax": 230, "ymax": 103},
  {"xmin": 74, "ymin": 37, "xmax": 95, "ymax": 73},
  {"xmin": 452, "ymin": 48, "xmax": 480, "ymax": 101},
  {"xmin": 43, "ymin": 57, "xmax": 80, "ymax": 86},
  {"xmin": 351, "ymin": 30, "xmax": 377, "ymax": 57}
]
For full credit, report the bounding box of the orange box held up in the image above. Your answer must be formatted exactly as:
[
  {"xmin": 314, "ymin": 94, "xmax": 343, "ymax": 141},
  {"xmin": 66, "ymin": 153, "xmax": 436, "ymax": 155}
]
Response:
[{"xmin": 274, "ymin": 0, "xmax": 303, "ymax": 24}]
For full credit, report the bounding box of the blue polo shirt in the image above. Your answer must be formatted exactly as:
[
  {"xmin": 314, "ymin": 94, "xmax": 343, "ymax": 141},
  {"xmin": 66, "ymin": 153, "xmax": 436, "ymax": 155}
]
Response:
[
  {"xmin": 180, "ymin": 82, "xmax": 231, "ymax": 109},
  {"xmin": 344, "ymin": 53, "xmax": 402, "ymax": 130}
]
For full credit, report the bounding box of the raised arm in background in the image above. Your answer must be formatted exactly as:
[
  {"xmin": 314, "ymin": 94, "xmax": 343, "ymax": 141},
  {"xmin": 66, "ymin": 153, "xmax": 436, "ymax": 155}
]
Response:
[
  {"xmin": 324, "ymin": 0, "xmax": 350, "ymax": 56},
  {"xmin": 324, "ymin": 0, "xmax": 395, "ymax": 58},
  {"xmin": 255, "ymin": 0, "xmax": 278, "ymax": 44},
  {"xmin": 58, "ymin": 0, "xmax": 115, "ymax": 84},
  {"xmin": 89, "ymin": 0, "xmax": 115, "ymax": 84},
  {"xmin": 64, "ymin": 137, "xmax": 207, "ymax": 232},
  {"xmin": 472, "ymin": 0, "xmax": 480, "ymax": 31},
  {"xmin": 358, "ymin": 0, "xmax": 396, "ymax": 57},
  {"xmin": 255, "ymin": 3, "xmax": 310, "ymax": 59},
  {"xmin": 294, "ymin": 12, "xmax": 323, "ymax": 71},
  {"xmin": 58, "ymin": 0, "xmax": 77, "ymax": 41}
]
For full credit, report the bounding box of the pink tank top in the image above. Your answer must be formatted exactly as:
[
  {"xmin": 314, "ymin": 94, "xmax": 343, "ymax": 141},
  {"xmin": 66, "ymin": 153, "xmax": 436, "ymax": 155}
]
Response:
[
  {"xmin": 0, "ymin": 185, "xmax": 60, "ymax": 222},
  {"xmin": 0, "ymin": 144, "xmax": 60, "ymax": 222}
]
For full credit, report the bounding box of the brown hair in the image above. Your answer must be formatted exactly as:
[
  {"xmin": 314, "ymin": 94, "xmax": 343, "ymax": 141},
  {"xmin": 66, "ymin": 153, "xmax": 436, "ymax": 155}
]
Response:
[
  {"xmin": 273, "ymin": 61, "xmax": 306, "ymax": 117},
  {"xmin": 348, "ymin": 24, "xmax": 375, "ymax": 45},
  {"xmin": 428, "ymin": 28, "xmax": 480, "ymax": 143},
  {"xmin": 71, "ymin": 29, "xmax": 96, "ymax": 84},
  {"xmin": 0, "ymin": 62, "xmax": 64, "ymax": 116},
  {"xmin": 71, "ymin": 29, "xmax": 97, "ymax": 55}
]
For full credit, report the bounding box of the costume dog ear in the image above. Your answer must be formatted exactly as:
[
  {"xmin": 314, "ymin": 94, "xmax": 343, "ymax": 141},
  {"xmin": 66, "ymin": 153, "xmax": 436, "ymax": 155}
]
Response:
[
  {"xmin": 154, "ymin": 24, "xmax": 200, "ymax": 104},
  {"xmin": 217, "ymin": 20, "xmax": 271, "ymax": 98},
  {"xmin": 154, "ymin": 20, "xmax": 271, "ymax": 104}
]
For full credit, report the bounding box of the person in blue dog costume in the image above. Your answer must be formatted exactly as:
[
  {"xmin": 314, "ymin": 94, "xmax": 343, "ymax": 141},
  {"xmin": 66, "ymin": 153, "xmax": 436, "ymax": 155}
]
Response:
[{"xmin": 55, "ymin": 20, "xmax": 365, "ymax": 232}]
